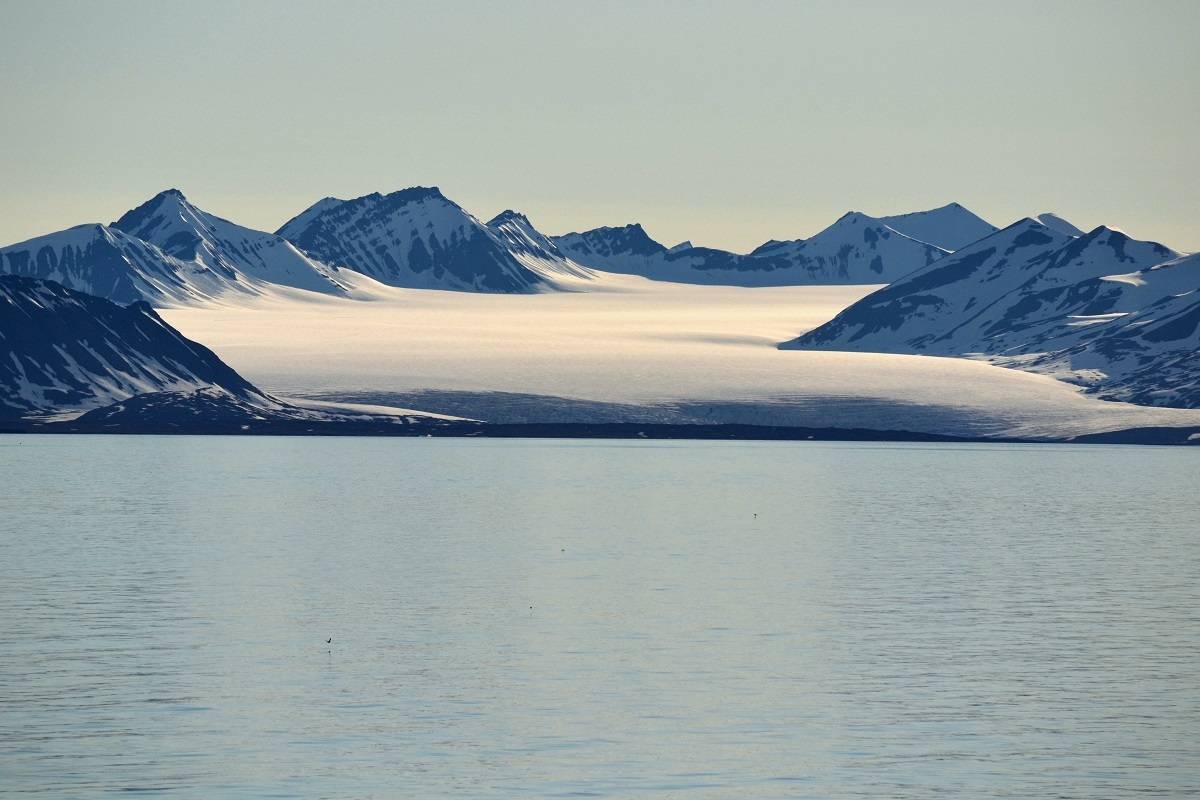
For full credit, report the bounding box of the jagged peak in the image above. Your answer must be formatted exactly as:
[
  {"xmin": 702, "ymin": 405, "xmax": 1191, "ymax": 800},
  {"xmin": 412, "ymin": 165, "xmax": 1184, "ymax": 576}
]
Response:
[
  {"xmin": 278, "ymin": 187, "xmax": 468, "ymax": 238},
  {"xmin": 832, "ymin": 210, "xmax": 874, "ymax": 225},
  {"xmin": 142, "ymin": 187, "xmax": 195, "ymax": 211},
  {"xmin": 557, "ymin": 222, "xmax": 650, "ymax": 239},
  {"xmin": 112, "ymin": 188, "xmax": 204, "ymax": 235},
  {"xmin": 553, "ymin": 222, "xmax": 666, "ymax": 258},
  {"xmin": 380, "ymin": 186, "xmax": 450, "ymax": 205},
  {"xmin": 488, "ymin": 209, "xmax": 533, "ymax": 228},
  {"xmin": 316, "ymin": 186, "xmax": 455, "ymax": 214},
  {"xmin": 749, "ymin": 238, "xmax": 797, "ymax": 256},
  {"xmin": 600, "ymin": 222, "xmax": 648, "ymax": 235}
]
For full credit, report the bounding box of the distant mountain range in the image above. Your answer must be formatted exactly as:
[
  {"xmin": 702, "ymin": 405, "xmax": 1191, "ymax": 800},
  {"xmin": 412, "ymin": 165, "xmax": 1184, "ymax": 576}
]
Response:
[
  {"xmin": 552, "ymin": 203, "xmax": 1000, "ymax": 285},
  {"xmin": 0, "ymin": 189, "xmax": 1022, "ymax": 301},
  {"xmin": 783, "ymin": 218, "xmax": 1198, "ymax": 406}
]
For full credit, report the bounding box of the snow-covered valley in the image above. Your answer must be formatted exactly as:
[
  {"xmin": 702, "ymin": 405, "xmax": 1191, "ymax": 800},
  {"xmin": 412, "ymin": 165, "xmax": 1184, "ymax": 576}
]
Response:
[{"xmin": 160, "ymin": 272, "xmax": 1200, "ymax": 440}]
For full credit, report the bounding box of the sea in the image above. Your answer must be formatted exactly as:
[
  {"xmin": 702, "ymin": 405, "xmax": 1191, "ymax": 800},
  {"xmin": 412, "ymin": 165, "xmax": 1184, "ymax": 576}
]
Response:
[{"xmin": 2, "ymin": 436, "xmax": 1197, "ymax": 798}]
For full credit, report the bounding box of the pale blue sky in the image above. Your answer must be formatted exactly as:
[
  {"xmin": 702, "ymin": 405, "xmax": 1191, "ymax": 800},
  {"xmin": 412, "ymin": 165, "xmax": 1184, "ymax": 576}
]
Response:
[{"xmin": 1, "ymin": 0, "xmax": 1196, "ymax": 252}]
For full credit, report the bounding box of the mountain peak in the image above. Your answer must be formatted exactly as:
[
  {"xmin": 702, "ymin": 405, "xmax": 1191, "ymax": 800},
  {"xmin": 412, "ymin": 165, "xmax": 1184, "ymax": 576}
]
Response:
[
  {"xmin": 1083, "ymin": 224, "xmax": 1122, "ymax": 239},
  {"xmin": 879, "ymin": 203, "xmax": 998, "ymax": 251},
  {"xmin": 111, "ymin": 189, "xmax": 204, "ymax": 239},
  {"xmin": 488, "ymin": 209, "xmax": 532, "ymax": 228},
  {"xmin": 142, "ymin": 187, "xmax": 195, "ymax": 212},
  {"xmin": 380, "ymin": 186, "xmax": 449, "ymax": 206},
  {"xmin": 1034, "ymin": 213, "xmax": 1085, "ymax": 238},
  {"xmin": 833, "ymin": 210, "xmax": 873, "ymax": 225},
  {"xmin": 1066, "ymin": 225, "xmax": 1178, "ymax": 264},
  {"xmin": 274, "ymin": 187, "xmax": 566, "ymax": 292}
]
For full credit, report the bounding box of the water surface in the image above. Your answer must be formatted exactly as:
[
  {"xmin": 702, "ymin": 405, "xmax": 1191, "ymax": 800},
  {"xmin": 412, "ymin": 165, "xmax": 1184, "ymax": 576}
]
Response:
[{"xmin": 1, "ymin": 436, "xmax": 1197, "ymax": 797}]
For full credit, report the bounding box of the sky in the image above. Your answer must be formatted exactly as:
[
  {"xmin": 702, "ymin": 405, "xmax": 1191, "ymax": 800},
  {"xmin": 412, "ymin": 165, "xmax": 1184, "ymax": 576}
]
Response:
[{"xmin": 1, "ymin": 0, "xmax": 1196, "ymax": 253}]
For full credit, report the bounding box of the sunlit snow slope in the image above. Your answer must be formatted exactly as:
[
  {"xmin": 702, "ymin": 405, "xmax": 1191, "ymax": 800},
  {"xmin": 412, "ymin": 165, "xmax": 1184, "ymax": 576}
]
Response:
[{"xmin": 160, "ymin": 272, "xmax": 1200, "ymax": 439}]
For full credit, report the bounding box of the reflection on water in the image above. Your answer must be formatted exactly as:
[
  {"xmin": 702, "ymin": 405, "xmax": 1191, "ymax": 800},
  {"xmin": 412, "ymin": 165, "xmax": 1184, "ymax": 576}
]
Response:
[{"xmin": 1, "ymin": 436, "xmax": 1197, "ymax": 798}]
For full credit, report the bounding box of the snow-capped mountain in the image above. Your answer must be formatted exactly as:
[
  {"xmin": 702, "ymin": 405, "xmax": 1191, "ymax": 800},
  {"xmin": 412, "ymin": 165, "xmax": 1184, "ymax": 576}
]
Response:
[
  {"xmin": 997, "ymin": 251, "xmax": 1200, "ymax": 407},
  {"xmin": 0, "ymin": 275, "xmax": 266, "ymax": 417},
  {"xmin": 485, "ymin": 210, "xmax": 593, "ymax": 281},
  {"xmin": 749, "ymin": 211, "xmax": 950, "ymax": 283},
  {"xmin": 113, "ymin": 189, "xmax": 348, "ymax": 295},
  {"xmin": 276, "ymin": 187, "xmax": 592, "ymax": 292},
  {"xmin": 552, "ymin": 223, "xmax": 672, "ymax": 275},
  {"xmin": 783, "ymin": 216, "xmax": 1196, "ymax": 406},
  {"xmin": 879, "ymin": 202, "xmax": 998, "ymax": 251},
  {"xmin": 553, "ymin": 222, "xmax": 802, "ymax": 285},
  {"xmin": 555, "ymin": 207, "xmax": 979, "ymax": 286},
  {"xmin": 0, "ymin": 222, "xmax": 231, "ymax": 306},
  {"xmin": 0, "ymin": 190, "xmax": 350, "ymax": 306}
]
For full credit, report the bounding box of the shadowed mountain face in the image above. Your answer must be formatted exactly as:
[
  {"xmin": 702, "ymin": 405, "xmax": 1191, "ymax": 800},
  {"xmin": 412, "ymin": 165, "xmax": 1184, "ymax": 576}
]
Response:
[
  {"xmin": 784, "ymin": 218, "xmax": 1199, "ymax": 407},
  {"xmin": 0, "ymin": 275, "xmax": 264, "ymax": 417},
  {"xmin": 1009, "ymin": 253, "xmax": 1200, "ymax": 407},
  {"xmin": 552, "ymin": 205, "xmax": 998, "ymax": 286},
  {"xmin": 276, "ymin": 188, "xmax": 591, "ymax": 292},
  {"xmin": 0, "ymin": 190, "xmax": 348, "ymax": 306}
]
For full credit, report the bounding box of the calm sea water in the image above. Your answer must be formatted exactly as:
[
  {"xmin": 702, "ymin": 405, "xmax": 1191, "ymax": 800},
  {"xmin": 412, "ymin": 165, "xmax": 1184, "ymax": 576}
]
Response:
[{"xmin": 1, "ymin": 436, "xmax": 1197, "ymax": 798}]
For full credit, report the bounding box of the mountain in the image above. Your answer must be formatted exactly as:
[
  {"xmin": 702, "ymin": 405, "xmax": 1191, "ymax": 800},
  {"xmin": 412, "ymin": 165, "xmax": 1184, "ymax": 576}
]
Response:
[
  {"xmin": 276, "ymin": 188, "xmax": 592, "ymax": 292},
  {"xmin": 997, "ymin": 252, "xmax": 1200, "ymax": 407},
  {"xmin": 783, "ymin": 217, "xmax": 1196, "ymax": 406},
  {"xmin": 553, "ymin": 222, "xmax": 801, "ymax": 285},
  {"xmin": 749, "ymin": 212, "xmax": 950, "ymax": 283},
  {"xmin": 485, "ymin": 210, "xmax": 593, "ymax": 282},
  {"xmin": 555, "ymin": 209, "xmax": 958, "ymax": 286},
  {"xmin": 879, "ymin": 202, "xmax": 998, "ymax": 251},
  {"xmin": 112, "ymin": 189, "xmax": 348, "ymax": 295},
  {"xmin": 0, "ymin": 190, "xmax": 349, "ymax": 306},
  {"xmin": 0, "ymin": 222, "xmax": 228, "ymax": 306},
  {"xmin": 0, "ymin": 275, "xmax": 266, "ymax": 417},
  {"xmin": 552, "ymin": 223, "xmax": 671, "ymax": 275}
]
